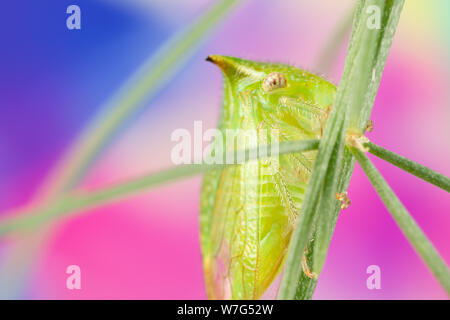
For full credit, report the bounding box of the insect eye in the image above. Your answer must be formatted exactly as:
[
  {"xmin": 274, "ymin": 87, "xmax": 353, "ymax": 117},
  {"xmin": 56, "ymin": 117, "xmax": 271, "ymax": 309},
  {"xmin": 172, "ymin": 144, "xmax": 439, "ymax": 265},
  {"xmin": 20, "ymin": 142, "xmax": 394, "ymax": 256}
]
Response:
[{"xmin": 262, "ymin": 72, "xmax": 287, "ymax": 92}]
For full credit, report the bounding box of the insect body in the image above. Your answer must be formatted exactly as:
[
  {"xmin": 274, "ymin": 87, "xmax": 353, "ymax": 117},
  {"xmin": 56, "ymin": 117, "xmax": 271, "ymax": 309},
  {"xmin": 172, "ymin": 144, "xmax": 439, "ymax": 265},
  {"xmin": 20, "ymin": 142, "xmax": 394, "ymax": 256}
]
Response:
[{"xmin": 200, "ymin": 55, "xmax": 336, "ymax": 299}]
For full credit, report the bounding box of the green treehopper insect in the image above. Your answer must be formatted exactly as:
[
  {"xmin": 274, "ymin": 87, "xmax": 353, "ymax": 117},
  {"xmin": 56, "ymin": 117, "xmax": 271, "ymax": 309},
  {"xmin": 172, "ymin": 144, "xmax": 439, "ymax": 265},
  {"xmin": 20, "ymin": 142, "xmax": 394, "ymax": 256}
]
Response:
[{"xmin": 200, "ymin": 55, "xmax": 336, "ymax": 299}]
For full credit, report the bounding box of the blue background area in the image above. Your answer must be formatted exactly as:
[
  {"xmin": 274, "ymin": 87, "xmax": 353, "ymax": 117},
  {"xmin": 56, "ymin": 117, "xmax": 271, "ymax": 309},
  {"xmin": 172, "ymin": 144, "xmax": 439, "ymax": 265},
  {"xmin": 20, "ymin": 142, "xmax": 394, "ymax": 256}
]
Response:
[{"xmin": 0, "ymin": 1, "xmax": 169, "ymax": 210}]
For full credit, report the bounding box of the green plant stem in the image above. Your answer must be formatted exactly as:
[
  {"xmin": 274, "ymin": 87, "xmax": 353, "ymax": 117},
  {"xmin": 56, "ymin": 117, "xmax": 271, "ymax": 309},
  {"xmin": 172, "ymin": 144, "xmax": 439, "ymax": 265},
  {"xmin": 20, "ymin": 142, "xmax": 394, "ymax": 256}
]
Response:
[
  {"xmin": 0, "ymin": 140, "xmax": 320, "ymax": 236},
  {"xmin": 312, "ymin": 123, "xmax": 346, "ymax": 275},
  {"xmin": 290, "ymin": 4, "xmax": 356, "ymax": 298},
  {"xmin": 351, "ymin": 147, "xmax": 450, "ymax": 294},
  {"xmin": 277, "ymin": 90, "xmax": 348, "ymax": 300},
  {"xmin": 278, "ymin": 0, "xmax": 405, "ymax": 300},
  {"xmin": 367, "ymin": 142, "xmax": 450, "ymax": 192}
]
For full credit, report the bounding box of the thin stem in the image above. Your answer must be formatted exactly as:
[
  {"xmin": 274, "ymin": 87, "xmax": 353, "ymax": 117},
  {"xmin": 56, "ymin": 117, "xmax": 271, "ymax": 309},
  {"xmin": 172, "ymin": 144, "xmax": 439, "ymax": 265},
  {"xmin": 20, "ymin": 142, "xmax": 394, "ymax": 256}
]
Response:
[
  {"xmin": 314, "ymin": 3, "xmax": 355, "ymax": 75},
  {"xmin": 278, "ymin": 0, "xmax": 405, "ymax": 300},
  {"xmin": 0, "ymin": 140, "xmax": 320, "ymax": 235},
  {"xmin": 312, "ymin": 124, "xmax": 346, "ymax": 276},
  {"xmin": 367, "ymin": 142, "xmax": 450, "ymax": 192},
  {"xmin": 277, "ymin": 89, "xmax": 348, "ymax": 300},
  {"xmin": 351, "ymin": 147, "xmax": 450, "ymax": 294}
]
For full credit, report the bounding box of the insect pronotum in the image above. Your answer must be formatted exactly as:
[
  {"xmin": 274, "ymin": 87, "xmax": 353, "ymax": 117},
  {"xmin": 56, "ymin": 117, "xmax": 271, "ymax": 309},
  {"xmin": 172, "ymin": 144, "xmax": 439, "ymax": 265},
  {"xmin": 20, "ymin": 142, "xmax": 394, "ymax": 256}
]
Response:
[{"xmin": 200, "ymin": 55, "xmax": 336, "ymax": 299}]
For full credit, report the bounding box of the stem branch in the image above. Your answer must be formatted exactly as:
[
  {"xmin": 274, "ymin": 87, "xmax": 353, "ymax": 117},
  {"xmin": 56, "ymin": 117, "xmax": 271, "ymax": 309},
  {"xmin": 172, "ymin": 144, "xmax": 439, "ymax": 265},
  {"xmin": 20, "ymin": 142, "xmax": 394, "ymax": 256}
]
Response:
[{"xmin": 352, "ymin": 147, "xmax": 450, "ymax": 294}]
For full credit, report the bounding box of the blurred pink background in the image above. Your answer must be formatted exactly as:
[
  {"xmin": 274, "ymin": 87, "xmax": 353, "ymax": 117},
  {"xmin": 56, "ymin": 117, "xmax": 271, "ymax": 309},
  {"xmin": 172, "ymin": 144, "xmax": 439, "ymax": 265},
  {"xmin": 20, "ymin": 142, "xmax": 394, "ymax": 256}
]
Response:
[{"xmin": 0, "ymin": 0, "xmax": 449, "ymax": 299}]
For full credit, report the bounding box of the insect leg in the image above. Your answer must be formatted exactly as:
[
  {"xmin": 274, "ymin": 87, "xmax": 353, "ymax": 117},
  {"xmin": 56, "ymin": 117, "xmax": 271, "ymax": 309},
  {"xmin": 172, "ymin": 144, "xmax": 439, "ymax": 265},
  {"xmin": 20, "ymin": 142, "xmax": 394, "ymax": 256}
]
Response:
[
  {"xmin": 365, "ymin": 119, "xmax": 374, "ymax": 132},
  {"xmin": 336, "ymin": 191, "xmax": 351, "ymax": 210},
  {"xmin": 320, "ymin": 105, "xmax": 333, "ymax": 137},
  {"xmin": 277, "ymin": 97, "xmax": 322, "ymax": 137},
  {"xmin": 301, "ymin": 250, "xmax": 317, "ymax": 279}
]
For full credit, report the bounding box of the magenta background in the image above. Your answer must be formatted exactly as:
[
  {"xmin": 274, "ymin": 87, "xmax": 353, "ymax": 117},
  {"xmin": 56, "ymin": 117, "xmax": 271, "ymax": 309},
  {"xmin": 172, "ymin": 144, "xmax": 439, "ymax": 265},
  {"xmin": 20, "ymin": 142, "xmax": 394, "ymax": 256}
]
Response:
[{"xmin": 0, "ymin": 0, "xmax": 449, "ymax": 299}]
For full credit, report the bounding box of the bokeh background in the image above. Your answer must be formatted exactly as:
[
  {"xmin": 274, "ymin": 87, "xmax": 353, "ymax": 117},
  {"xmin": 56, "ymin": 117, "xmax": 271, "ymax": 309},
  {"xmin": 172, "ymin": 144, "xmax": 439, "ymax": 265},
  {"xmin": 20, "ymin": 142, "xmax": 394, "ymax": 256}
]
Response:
[{"xmin": 0, "ymin": 0, "xmax": 449, "ymax": 299}]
